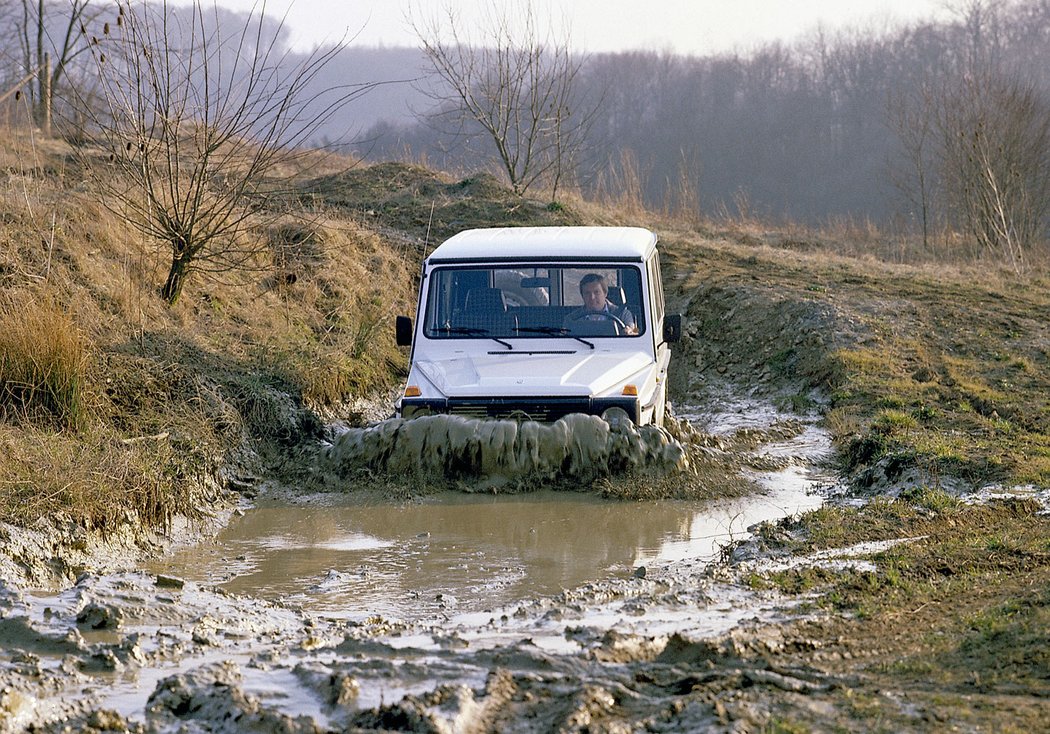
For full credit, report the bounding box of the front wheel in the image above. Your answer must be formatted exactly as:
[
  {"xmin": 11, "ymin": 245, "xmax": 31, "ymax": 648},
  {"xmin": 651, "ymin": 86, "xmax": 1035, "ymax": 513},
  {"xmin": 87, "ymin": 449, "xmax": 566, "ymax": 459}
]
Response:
[{"xmin": 653, "ymin": 383, "xmax": 668, "ymax": 427}]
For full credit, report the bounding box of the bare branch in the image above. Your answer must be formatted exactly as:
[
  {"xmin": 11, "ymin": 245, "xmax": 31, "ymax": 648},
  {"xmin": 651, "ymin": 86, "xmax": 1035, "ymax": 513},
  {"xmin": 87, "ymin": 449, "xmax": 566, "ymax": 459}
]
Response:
[
  {"xmin": 409, "ymin": 0, "xmax": 599, "ymax": 199},
  {"xmin": 65, "ymin": 0, "xmax": 377, "ymax": 304}
]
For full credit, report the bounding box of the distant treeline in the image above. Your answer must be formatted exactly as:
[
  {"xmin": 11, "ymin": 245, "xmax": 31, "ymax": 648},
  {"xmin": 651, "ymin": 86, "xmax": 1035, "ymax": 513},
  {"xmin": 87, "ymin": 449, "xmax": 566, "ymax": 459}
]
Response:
[
  {"xmin": 348, "ymin": 0, "xmax": 1050, "ymax": 243},
  {"xmin": 4, "ymin": 0, "xmax": 1050, "ymax": 264}
]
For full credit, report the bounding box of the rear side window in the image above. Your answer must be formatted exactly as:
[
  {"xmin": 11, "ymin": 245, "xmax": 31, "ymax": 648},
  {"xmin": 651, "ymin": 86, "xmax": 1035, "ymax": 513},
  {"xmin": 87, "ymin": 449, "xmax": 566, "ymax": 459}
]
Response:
[{"xmin": 647, "ymin": 253, "xmax": 665, "ymax": 323}]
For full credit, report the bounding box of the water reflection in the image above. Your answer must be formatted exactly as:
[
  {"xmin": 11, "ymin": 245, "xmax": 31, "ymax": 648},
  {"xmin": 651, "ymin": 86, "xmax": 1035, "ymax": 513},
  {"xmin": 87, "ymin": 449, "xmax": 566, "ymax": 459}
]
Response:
[{"xmin": 151, "ymin": 480, "xmax": 823, "ymax": 620}]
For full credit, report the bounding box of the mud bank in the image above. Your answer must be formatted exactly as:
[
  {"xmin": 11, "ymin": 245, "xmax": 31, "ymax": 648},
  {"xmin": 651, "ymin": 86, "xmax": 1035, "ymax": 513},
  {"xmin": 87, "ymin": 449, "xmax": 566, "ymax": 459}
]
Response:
[
  {"xmin": 0, "ymin": 509, "xmax": 241, "ymax": 592},
  {"xmin": 0, "ymin": 545, "xmax": 822, "ymax": 734},
  {"xmin": 6, "ymin": 485, "xmax": 1045, "ymax": 734}
]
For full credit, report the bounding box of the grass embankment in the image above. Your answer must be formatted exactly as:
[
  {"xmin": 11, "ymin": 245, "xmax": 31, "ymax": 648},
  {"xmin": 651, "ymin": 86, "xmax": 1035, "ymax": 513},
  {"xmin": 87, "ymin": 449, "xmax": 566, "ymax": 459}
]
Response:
[
  {"xmin": 661, "ymin": 232, "xmax": 1050, "ymax": 488},
  {"xmin": 0, "ymin": 139, "xmax": 585, "ymax": 536},
  {"xmin": 726, "ymin": 489, "xmax": 1050, "ymax": 731},
  {"xmin": 0, "ymin": 135, "xmax": 422, "ymax": 532},
  {"xmin": 655, "ymin": 229, "xmax": 1048, "ymax": 730}
]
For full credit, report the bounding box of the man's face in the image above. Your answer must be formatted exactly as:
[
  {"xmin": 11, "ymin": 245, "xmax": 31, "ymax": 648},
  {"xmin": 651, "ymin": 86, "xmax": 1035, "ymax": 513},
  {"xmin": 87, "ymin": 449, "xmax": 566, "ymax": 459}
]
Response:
[{"xmin": 581, "ymin": 280, "xmax": 607, "ymax": 311}]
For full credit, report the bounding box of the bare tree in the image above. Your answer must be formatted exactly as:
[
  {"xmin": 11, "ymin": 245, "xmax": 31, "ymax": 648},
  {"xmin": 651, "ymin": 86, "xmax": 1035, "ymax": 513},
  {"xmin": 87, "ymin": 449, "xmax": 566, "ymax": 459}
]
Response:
[
  {"xmin": 947, "ymin": 0, "xmax": 1006, "ymax": 75},
  {"xmin": 75, "ymin": 0, "xmax": 374, "ymax": 305},
  {"xmin": 937, "ymin": 72, "xmax": 1050, "ymax": 272},
  {"xmin": 8, "ymin": 0, "xmax": 98, "ymax": 132},
  {"xmin": 410, "ymin": 1, "xmax": 598, "ymax": 199},
  {"xmin": 888, "ymin": 82, "xmax": 939, "ymax": 250}
]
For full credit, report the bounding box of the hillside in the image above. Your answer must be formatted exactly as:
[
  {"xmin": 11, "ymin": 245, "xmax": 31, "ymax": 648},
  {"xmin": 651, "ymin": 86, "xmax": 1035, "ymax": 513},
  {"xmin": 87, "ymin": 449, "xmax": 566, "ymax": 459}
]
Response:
[
  {"xmin": 1, "ymin": 131, "xmax": 1048, "ymax": 539},
  {"xmin": 1, "ymin": 131, "xmax": 1048, "ymax": 732}
]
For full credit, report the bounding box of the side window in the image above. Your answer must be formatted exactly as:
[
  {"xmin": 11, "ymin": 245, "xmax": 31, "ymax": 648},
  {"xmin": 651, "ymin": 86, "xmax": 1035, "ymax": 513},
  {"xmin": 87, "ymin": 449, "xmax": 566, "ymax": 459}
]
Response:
[
  {"xmin": 647, "ymin": 254, "xmax": 665, "ymax": 322},
  {"xmin": 424, "ymin": 270, "xmax": 450, "ymax": 331}
]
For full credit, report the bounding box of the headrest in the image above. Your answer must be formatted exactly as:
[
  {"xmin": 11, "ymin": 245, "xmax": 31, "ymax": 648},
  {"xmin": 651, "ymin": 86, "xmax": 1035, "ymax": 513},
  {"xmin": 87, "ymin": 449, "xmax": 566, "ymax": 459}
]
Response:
[{"xmin": 465, "ymin": 287, "xmax": 506, "ymax": 312}]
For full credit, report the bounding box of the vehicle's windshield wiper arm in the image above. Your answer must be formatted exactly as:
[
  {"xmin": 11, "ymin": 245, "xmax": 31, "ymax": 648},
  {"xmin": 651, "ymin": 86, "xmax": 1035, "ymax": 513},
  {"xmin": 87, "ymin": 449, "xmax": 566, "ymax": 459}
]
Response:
[
  {"xmin": 443, "ymin": 326, "xmax": 513, "ymax": 350},
  {"xmin": 514, "ymin": 326, "xmax": 594, "ymax": 349}
]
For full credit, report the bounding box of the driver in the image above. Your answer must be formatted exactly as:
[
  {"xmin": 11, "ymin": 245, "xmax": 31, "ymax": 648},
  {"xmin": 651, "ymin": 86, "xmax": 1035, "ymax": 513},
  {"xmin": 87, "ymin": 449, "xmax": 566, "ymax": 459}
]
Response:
[{"xmin": 564, "ymin": 273, "xmax": 637, "ymax": 334}]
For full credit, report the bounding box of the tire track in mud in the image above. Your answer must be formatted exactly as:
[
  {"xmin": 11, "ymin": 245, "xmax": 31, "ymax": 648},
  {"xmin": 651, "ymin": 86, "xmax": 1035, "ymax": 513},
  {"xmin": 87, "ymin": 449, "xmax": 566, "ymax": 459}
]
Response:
[{"xmin": 0, "ymin": 550, "xmax": 825, "ymax": 733}]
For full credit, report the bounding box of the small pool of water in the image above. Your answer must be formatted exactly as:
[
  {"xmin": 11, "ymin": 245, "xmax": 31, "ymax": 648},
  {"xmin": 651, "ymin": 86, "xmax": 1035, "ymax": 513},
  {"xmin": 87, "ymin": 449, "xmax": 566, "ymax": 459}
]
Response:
[
  {"xmin": 151, "ymin": 403, "xmax": 835, "ymax": 621},
  {"xmin": 151, "ymin": 481, "xmax": 827, "ymax": 622}
]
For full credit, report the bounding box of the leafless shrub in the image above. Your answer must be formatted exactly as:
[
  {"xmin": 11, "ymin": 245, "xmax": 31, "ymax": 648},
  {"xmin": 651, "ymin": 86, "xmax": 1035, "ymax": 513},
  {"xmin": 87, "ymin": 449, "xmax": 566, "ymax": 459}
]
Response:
[
  {"xmin": 69, "ymin": 0, "xmax": 375, "ymax": 304},
  {"xmin": 888, "ymin": 82, "xmax": 941, "ymax": 252},
  {"xmin": 936, "ymin": 72, "xmax": 1050, "ymax": 273},
  {"xmin": 410, "ymin": 1, "xmax": 599, "ymax": 200}
]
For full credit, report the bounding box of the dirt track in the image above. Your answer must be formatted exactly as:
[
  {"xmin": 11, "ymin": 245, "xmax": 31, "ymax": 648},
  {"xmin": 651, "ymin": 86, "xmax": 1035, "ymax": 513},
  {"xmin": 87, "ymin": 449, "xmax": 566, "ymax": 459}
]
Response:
[{"xmin": 0, "ymin": 273, "xmax": 848, "ymax": 732}]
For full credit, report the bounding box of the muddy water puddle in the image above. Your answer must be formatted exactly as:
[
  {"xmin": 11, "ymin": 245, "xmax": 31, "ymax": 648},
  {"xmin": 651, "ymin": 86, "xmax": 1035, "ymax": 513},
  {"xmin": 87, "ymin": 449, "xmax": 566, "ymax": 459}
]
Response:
[
  {"xmin": 2, "ymin": 405, "xmax": 839, "ymax": 731},
  {"xmin": 150, "ymin": 403, "xmax": 833, "ymax": 622},
  {"xmin": 148, "ymin": 483, "xmax": 824, "ymax": 622}
]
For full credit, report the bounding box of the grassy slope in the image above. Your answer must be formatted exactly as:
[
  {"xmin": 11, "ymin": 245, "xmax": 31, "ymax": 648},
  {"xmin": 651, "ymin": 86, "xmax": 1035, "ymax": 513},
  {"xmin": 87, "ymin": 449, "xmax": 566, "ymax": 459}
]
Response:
[
  {"xmin": 654, "ymin": 229, "xmax": 1049, "ymax": 730},
  {"xmin": 660, "ymin": 230, "xmax": 1050, "ymax": 488},
  {"xmin": 0, "ymin": 141, "xmax": 583, "ymax": 533},
  {"xmin": 1, "ymin": 137, "xmax": 421, "ymax": 531},
  {"xmin": 2, "ymin": 132, "xmax": 1048, "ymax": 728}
]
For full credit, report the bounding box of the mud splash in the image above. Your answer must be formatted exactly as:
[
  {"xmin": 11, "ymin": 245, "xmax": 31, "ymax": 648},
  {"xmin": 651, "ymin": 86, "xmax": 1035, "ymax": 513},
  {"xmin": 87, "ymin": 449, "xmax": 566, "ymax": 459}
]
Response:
[{"xmin": 322, "ymin": 413, "xmax": 687, "ymax": 489}]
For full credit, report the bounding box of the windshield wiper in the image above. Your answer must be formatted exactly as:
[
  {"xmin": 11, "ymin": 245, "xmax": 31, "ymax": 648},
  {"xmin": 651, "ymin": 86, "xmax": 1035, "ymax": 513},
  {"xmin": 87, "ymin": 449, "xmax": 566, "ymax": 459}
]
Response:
[
  {"xmin": 442, "ymin": 326, "xmax": 513, "ymax": 350},
  {"xmin": 514, "ymin": 326, "xmax": 594, "ymax": 349}
]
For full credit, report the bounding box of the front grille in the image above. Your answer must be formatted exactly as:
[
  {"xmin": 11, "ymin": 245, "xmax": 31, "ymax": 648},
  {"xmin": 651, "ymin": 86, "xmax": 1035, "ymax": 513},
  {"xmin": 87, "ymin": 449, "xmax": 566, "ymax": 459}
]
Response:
[
  {"xmin": 401, "ymin": 396, "xmax": 638, "ymax": 424},
  {"xmin": 447, "ymin": 398, "xmax": 591, "ymax": 423},
  {"xmin": 448, "ymin": 405, "xmax": 489, "ymax": 420}
]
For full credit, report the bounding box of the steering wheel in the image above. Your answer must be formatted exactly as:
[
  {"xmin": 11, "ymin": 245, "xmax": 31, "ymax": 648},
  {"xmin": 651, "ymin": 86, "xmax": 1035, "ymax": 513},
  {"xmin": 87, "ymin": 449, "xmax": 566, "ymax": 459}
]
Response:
[{"xmin": 567, "ymin": 311, "xmax": 627, "ymax": 334}]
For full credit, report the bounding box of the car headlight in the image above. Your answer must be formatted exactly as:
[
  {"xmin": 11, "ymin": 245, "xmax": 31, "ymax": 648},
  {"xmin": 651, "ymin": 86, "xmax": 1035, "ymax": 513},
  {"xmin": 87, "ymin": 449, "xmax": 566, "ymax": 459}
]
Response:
[{"xmin": 601, "ymin": 406, "xmax": 633, "ymax": 429}]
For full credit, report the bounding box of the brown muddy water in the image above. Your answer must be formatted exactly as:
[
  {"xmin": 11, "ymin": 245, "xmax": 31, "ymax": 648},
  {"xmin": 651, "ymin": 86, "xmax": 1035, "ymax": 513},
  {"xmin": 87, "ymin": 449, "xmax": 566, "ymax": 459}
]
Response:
[
  {"xmin": 0, "ymin": 403, "xmax": 838, "ymax": 732},
  {"xmin": 146, "ymin": 480, "xmax": 823, "ymax": 622},
  {"xmin": 149, "ymin": 401, "xmax": 831, "ymax": 621}
]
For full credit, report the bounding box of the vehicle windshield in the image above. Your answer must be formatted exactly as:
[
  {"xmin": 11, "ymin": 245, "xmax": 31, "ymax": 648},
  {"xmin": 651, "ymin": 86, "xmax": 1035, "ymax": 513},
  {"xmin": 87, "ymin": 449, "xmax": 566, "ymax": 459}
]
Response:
[{"xmin": 422, "ymin": 265, "xmax": 646, "ymax": 339}]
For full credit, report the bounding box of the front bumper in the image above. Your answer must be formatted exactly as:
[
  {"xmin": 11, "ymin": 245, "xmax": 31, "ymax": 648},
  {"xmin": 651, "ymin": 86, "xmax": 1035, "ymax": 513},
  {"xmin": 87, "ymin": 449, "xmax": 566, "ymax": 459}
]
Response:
[{"xmin": 399, "ymin": 396, "xmax": 640, "ymax": 424}]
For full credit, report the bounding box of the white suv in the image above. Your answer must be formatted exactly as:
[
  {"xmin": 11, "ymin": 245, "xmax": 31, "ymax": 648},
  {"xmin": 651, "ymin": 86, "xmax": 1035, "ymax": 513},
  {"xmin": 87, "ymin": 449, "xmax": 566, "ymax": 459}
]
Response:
[{"xmin": 394, "ymin": 226, "xmax": 682, "ymax": 426}]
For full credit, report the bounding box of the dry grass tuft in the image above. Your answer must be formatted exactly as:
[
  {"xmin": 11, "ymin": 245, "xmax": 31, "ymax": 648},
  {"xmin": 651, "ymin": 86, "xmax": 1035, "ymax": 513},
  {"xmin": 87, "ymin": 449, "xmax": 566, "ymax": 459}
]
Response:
[
  {"xmin": 0, "ymin": 293, "xmax": 90, "ymax": 430},
  {"xmin": 0, "ymin": 423, "xmax": 199, "ymax": 530},
  {"xmin": 266, "ymin": 219, "xmax": 327, "ymax": 287}
]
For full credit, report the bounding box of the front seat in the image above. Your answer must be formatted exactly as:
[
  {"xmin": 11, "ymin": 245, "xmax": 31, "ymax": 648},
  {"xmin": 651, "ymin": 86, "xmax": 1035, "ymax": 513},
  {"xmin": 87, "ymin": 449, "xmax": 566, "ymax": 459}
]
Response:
[{"xmin": 458, "ymin": 287, "xmax": 517, "ymax": 335}]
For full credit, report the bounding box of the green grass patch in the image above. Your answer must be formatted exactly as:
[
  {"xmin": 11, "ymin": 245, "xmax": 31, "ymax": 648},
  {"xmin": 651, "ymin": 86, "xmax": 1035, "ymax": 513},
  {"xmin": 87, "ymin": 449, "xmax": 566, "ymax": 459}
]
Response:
[
  {"xmin": 755, "ymin": 494, "xmax": 1050, "ymax": 619},
  {"xmin": 747, "ymin": 494, "xmax": 1050, "ymax": 701}
]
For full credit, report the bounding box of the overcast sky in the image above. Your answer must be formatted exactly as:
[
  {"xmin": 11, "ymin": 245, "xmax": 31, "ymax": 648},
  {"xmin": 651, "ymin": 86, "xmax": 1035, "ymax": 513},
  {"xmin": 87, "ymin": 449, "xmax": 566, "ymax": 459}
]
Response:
[{"xmin": 214, "ymin": 1, "xmax": 950, "ymax": 54}]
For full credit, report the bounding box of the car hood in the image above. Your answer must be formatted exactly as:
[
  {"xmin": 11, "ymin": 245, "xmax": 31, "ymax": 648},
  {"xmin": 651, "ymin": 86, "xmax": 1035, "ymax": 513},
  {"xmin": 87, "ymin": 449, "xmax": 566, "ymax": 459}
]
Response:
[{"xmin": 415, "ymin": 350, "xmax": 654, "ymax": 397}]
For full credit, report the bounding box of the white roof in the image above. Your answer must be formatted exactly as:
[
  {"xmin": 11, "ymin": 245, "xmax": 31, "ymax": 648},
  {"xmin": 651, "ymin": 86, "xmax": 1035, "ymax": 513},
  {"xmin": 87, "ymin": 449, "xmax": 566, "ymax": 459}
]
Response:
[{"xmin": 427, "ymin": 226, "xmax": 658, "ymax": 263}]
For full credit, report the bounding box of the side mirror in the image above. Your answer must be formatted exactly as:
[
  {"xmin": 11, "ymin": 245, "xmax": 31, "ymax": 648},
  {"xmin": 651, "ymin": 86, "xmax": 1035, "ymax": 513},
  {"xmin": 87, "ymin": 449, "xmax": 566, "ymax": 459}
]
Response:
[
  {"xmin": 395, "ymin": 315, "xmax": 413, "ymax": 346},
  {"xmin": 663, "ymin": 314, "xmax": 683, "ymax": 344}
]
